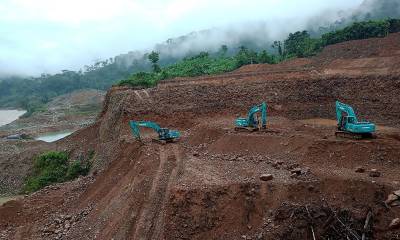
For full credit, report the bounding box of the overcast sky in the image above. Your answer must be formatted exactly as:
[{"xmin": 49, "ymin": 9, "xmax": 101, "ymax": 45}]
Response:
[{"xmin": 0, "ymin": 0, "xmax": 363, "ymax": 76}]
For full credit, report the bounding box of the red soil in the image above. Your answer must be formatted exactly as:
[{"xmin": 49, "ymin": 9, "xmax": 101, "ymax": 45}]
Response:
[{"xmin": 1, "ymin": 33, "xmax": 400, "ymax": 240}]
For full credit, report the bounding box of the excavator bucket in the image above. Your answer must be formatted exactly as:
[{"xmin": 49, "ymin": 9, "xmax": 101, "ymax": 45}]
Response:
[
  {"xmin": 129, "ymin": 121, "xmax": 141, "ymax": 140},
  {"xmin": 261, "ymin": 102, "xmax": 267, "ymax": 129}
]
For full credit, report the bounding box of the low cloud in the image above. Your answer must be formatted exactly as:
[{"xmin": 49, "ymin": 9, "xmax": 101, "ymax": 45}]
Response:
[{"xmin": 0, "ymin": 0, "xmax": 365, "ymax": 76}]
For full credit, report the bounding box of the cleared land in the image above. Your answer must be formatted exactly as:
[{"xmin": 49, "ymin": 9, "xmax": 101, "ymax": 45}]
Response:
[{"xmin": 1, "ymin": 33, "xmax": 400, "ymax": 240}]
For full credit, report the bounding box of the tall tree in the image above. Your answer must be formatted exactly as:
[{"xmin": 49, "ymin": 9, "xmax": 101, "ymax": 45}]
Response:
[
  {"xmin": 272, "ymin": 41, "xmax": 284, "ymax": 57},
  {"xmin": 148, "ymin": 51, "xmax": 161, "ymax": 73},
  {"xmin": 284, "ymin": 31, "xmax": 319, "ymax": 58},
  {"xmin": 219, "ymin": 45, "xmax": 228, "ymax": 57}
]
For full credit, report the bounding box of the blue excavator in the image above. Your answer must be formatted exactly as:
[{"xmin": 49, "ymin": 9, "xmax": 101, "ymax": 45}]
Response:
[
  {"xmin": 335, "ymin": 101, "xmax": 376, "ymax": 139},
  {"xmin": 129, "ymin": 120, "xmax": 180, "ymax": 143},
  {"xmin": 235, "ymin": 102, "xmax": 267, "ymax": 131}
]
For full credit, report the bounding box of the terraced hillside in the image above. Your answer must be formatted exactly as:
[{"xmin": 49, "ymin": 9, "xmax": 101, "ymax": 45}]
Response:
[{"xmin": 1, "ymin": 33, "xmax": 400, "ymax": 240}]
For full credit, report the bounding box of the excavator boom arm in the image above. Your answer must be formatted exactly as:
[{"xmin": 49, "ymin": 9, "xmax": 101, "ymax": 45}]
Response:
[
  {"xmin": 129, "ymin": 120, "xmax": 162, "ymax": 140},
  {"xmin": 248, "ymin": 105, "xmax": 261, "ymax": 126},
  {"xmin": 136, "ymin": 121, "xmax": 161, "ymax": 132},
  {"xmin": 261, "ymin": 102, "xmax": 267, "ymax": 128},
  {"xmin": 247, "ymin": 102, "xmax": 267, "ymax": 128},
  {"xmin": 129, "ymin": 121, "xmax": 141, "ymax": 140},
  {"xmin": 336, "ymin": 101, "xmax": 357, "ymax": 124}
]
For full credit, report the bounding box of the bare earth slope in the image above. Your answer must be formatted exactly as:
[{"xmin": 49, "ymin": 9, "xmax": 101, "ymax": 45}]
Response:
[{"xmin": 1, "ymin": 33, "xmax": 400, "ymax": 240}]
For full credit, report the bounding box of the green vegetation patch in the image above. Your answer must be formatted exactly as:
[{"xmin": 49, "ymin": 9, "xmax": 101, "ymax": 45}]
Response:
[
  {"xmin": 23, "ymin": 151, "xmax": 91, "ymax": 193},
  {"xmin": 118, "ymin": 49, "xmax": 276, "ymax": 88},
  {"xmin": 118, "ymin": 71, "xmax": 159, "ymax": 88},
  {"xmin": 277, "ymin": 19, "xmax": 400, "ymax": 60},
  {"xmin": 321, "ymin": 20, "xmax": 390, "ymax": 46}
]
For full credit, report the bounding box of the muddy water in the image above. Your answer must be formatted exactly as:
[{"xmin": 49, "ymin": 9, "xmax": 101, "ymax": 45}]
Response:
[
  {"xmin": 0, "ymin": 110, "xmax": 26, "ymax": 127},
  {"xmin": 35, "ymin": 131, "xmax": 74, "ymax": 142}
]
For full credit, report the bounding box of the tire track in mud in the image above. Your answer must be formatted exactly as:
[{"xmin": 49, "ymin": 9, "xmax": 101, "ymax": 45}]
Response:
[{"xmin": 132, "ymin": 144, "xmax": 183, "ymax": 240}]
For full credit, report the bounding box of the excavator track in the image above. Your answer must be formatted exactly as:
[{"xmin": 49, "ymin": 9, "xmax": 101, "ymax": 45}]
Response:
[
  {"xmin": 151, "ymin": 138, "xmax": 176, "ymax": 145},
  {"xmin": 234, "ymin": 127, "xmax": 280, "ymax": 134},
  {"xmin": 335, "ymin": 131, "xmax": 374, "ymax": 140},
  {"xmin": 234, "ymin": 127, "xmax": 259, "ymax": 132}
]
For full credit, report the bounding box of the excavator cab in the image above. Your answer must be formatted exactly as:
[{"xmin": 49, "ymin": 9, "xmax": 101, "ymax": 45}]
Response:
[
  {"xmin": 158, "ymin": 128, "xmax": 180, "ymax": 141},
  {"xmin": 158, "ymin": 128, "xmax": 170, "ymax": 138},
  {"xmin": 346, "ymin": 116, "xmax": 356, "ymax": 124},
  {"xmin": 339, "ymin": 116, "xmax": 355, "ymax": 129}
]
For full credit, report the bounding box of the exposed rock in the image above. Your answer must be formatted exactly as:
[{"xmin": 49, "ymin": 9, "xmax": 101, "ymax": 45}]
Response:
[
  {"xmin": 355, "ymin": 166, "xmax": 365, "ymax": 173},
  {"xmin": 272, "ymin": 162, "xmax": 279, "ymax": 169},
  {"xmin": 369, "ymin": 169, "xmax": 381, "ymax": 177},
  {"xmin": 392, "ymin": 201, "xmax": 400, "ymax": 207},
  {"xmin": 394, "ymin": 190, "xmax": 400, "ymax": 197},
  {"xmin": 291, "ymin": 168, "xmax": 302, "ymax": 175},
  {"xmin": 386, "ymin": 194, "xmax": 399, "ymax": 205},
  {"xmin": 260, "ymin": 174, "xmax": 273, "ymax": 181},
  {"xmin": 386, "ymin": 190, "xmax": 400, "ymax": 207},
  {"xmin": 389, "ymin": 218, "xmax": 400, "ymax": 229}
]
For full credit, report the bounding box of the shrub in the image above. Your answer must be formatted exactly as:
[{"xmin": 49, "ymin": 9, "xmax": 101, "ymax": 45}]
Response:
[
  {"xmin": 66, "ymin": 160, "xmax": 90, "ymax": 180},
  {"xmin": 118, "ymin": 72, "xmax": 159, "ymax": 88},
  {"xmin": 23, "ymin": 151, "xmax": 91, "ymax": 193},
  {"xmin": 388, "ymin": 18, "xmax": 400, "ymax": 33}
]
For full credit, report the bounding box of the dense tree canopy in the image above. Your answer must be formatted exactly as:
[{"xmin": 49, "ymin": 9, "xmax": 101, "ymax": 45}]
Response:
[
  {"xmin": 284, "ymin": 31, "xmax": 321, "ymax": 58},
  {"xmin": 321, "ymin": 20, "xmax": 390, "ymax": 45}
]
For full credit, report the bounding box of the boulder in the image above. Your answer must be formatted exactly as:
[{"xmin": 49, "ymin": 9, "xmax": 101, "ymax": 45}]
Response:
[
  {"xmin": 386, "ymin": 194, "xmax": 399, "ymax": 205},
  {"xmin": 394, "ymin": 190, "xmax": 400, "ymax": 197},
  {"xmin": 355, "ymin": 166, "xmax": 365, "ymax": 173},
  {"xmin": 369, "ymin": 169, "xmax": 381, "ymax": 177},
  {"xmin": 389, "ymin": 218, "xmax": 400, "ymax": 229},
  {"xmin": 260, "ymin": 174, "xmax": 273, "ymax": 181},
  {"xmin": 291, "ymin": 168, "xmax": 302, "ymax": 175}
]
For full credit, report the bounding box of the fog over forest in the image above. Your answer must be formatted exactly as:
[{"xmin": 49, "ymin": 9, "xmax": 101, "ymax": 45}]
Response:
[{"xmin": 0, "ymin": 0, "xmax": 377, "ymax": 76}]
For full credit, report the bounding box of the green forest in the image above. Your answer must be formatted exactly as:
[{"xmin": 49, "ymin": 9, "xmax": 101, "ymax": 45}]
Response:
[
  {"xmin": 119, "ymin": 19, "xmax": 400, "ymax": 87},
  {"xmin": 1, "ymin": 17, "xmax": 399, "ymax": 116}
]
